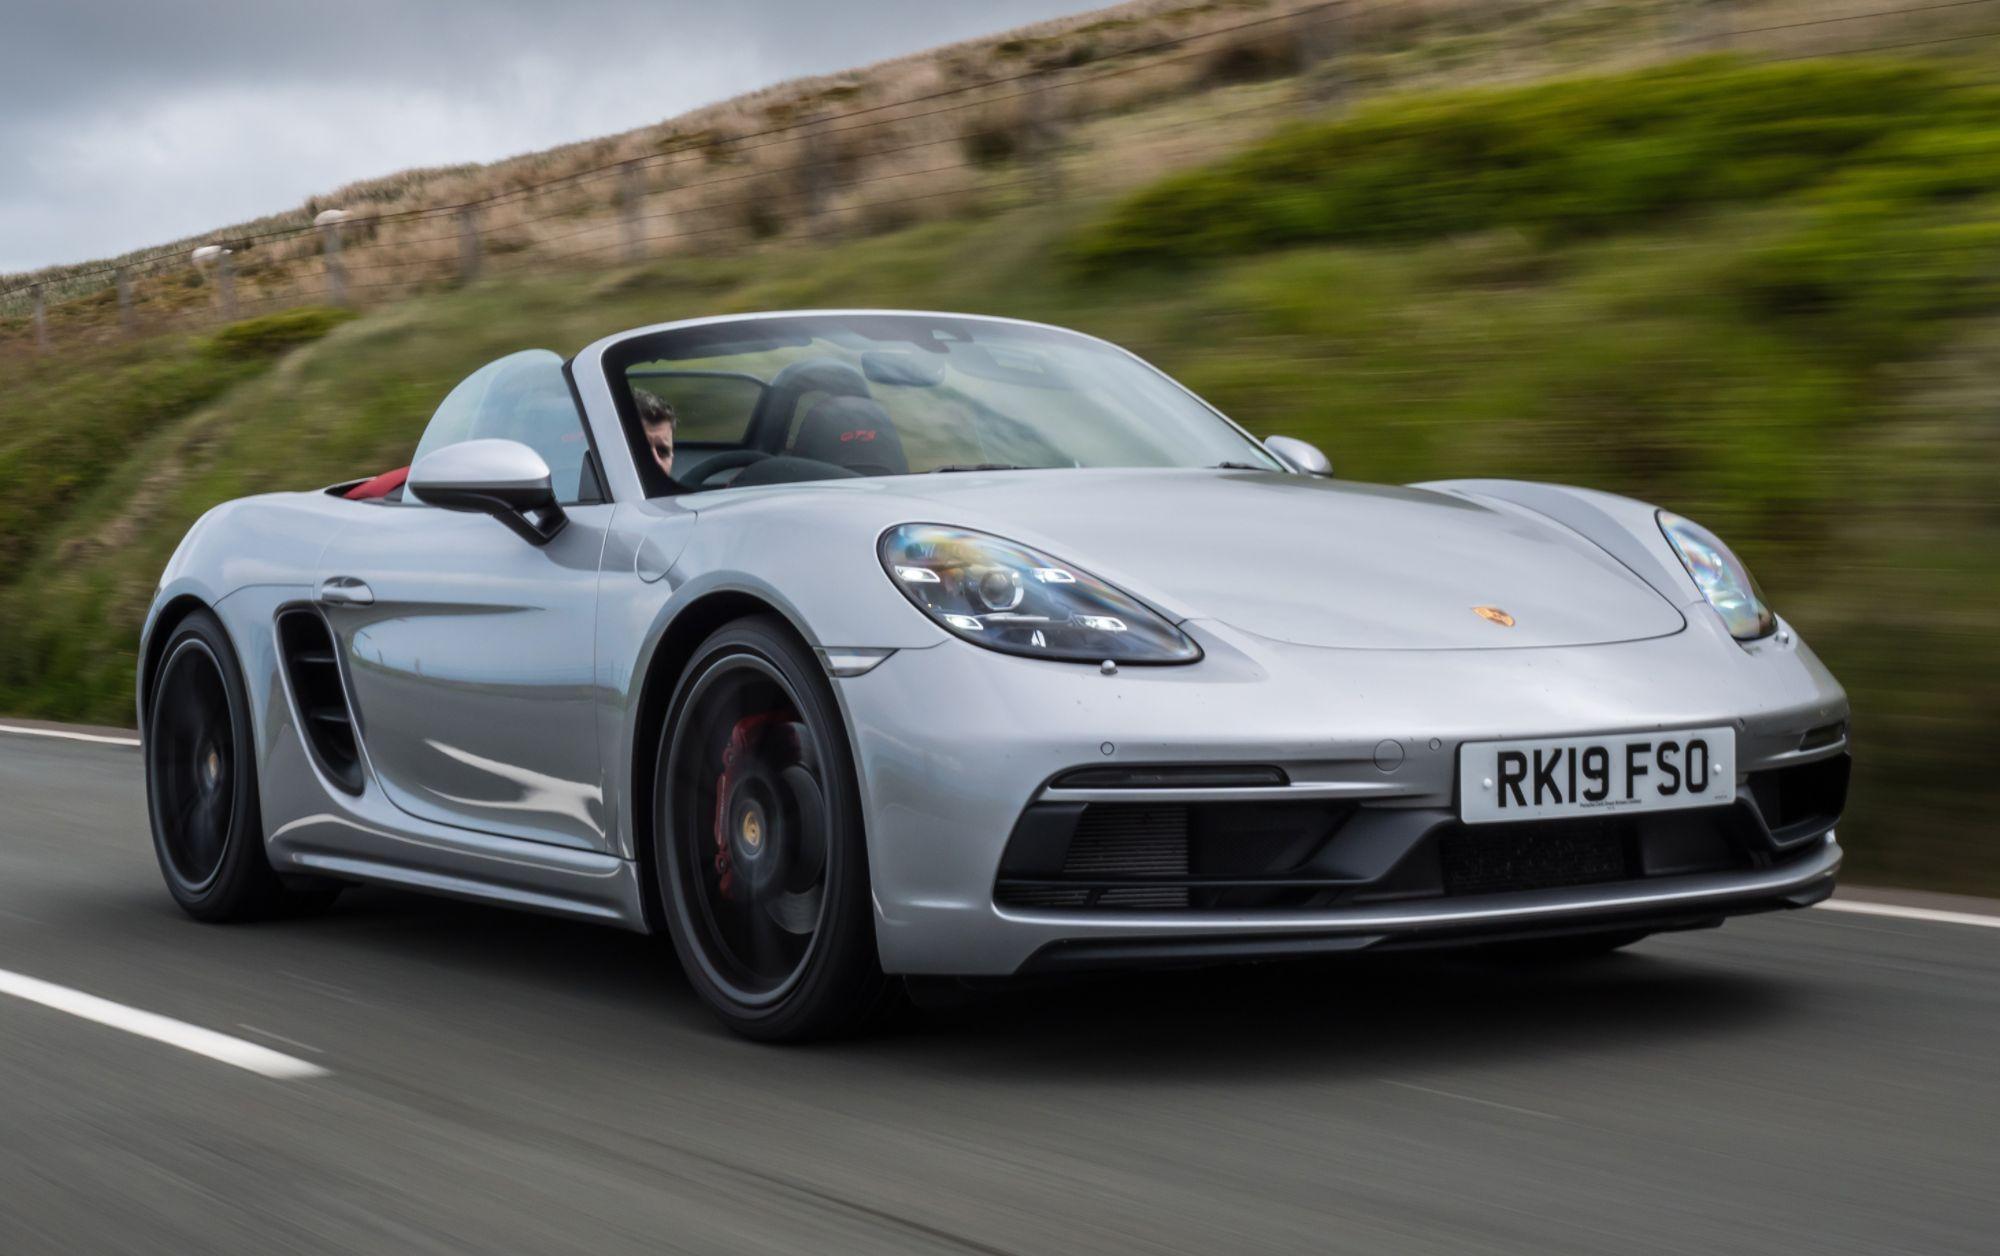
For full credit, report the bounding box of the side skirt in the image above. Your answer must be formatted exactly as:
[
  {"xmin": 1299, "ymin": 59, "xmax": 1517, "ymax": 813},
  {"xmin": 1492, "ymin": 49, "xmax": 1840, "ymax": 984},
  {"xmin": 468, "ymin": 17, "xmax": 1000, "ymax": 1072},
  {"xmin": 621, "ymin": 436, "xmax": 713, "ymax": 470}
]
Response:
[{"xmin": 270, "ymin": 813, "xmax": 652, "ymax": 930}]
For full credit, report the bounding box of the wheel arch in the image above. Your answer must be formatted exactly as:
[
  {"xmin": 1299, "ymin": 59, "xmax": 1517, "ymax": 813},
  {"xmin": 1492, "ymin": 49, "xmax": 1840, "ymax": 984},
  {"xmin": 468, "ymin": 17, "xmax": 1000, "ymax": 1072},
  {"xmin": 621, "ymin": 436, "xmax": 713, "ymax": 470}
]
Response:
[
  {"xmin": 137, "ymin": 593, "xmax": 218, "ymax": 732},
  {"xmin": 627, "ymin": 588, "xmax": 825, "ymax": 932}
]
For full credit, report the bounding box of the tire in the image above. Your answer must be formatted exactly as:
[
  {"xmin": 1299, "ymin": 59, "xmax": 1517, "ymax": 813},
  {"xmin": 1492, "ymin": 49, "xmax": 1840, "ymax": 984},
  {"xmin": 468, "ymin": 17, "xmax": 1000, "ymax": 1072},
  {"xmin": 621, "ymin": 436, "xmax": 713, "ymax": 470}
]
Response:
[
  {"xmin": 1484, "ymin": 929, "xmax": 1650, "ymax": 962},
  {"xmin": 654, "ymin": 615, "xmax": 892, "ymax": 1041},
  {"xmin": 145, "ymin": 608, "xmax": 339, "ymax": 922}
]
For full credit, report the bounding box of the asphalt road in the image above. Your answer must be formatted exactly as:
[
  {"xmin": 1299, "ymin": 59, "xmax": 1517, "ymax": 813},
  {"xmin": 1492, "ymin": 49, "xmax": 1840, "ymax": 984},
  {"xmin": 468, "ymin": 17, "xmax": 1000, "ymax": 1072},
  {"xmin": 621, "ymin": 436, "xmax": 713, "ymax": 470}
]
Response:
[{"xmin": 1, "ymin": 730, "xmax": 1996, "ymax": 1256}]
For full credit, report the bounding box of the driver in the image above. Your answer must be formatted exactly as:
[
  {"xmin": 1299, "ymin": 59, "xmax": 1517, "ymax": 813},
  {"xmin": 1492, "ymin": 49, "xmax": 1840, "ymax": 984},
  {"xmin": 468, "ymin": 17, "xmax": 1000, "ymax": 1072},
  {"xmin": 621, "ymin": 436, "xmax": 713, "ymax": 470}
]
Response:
[{"xmin": 634, "ymin": 388, "xmax": 677, "ymax": 478}]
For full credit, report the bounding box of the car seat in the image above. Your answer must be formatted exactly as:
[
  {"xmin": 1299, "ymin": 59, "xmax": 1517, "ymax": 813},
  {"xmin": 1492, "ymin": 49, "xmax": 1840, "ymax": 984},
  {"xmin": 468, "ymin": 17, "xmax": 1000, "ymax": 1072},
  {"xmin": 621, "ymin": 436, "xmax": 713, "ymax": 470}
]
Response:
[{"xmin": 792, "ymin": 397, "xmax": 908, "ymax": 477}]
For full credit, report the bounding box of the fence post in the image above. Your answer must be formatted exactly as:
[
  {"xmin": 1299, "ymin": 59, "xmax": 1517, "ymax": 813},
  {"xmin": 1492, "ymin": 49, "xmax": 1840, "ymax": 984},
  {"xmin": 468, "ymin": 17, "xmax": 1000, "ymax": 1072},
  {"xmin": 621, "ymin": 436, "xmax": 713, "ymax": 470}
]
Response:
[
  {"xmin": 114, "ymin": 266, "xmax": 134, "ymax": 332},
  {"xmin": 320, "ymin": 219, "xmax": 346, "ymax": 305},
  {"xmin": 1297, "ymin": 2, "xmax": 1344, "ymax": 105},
  {"xmin": 799, "ymin": 114, "xmax": 831, "ymax": 231},
  {"xmin": 621, "ymin": 163, "xmax": 646, "ymax": 263},
  {"xmin": 215, "ymin": 249, "xmax": 238, "ymax": 321},
  {"xmin": 1026, "ymin": 72, "xmax": 1064, "ymax": 202},
  {"xmin": 31, "ymin": 283, "xmax": 49, "ymax": 352},
  {"xmin": 458, "ymin": 206, "xmax": 481, "ymax": 283}
]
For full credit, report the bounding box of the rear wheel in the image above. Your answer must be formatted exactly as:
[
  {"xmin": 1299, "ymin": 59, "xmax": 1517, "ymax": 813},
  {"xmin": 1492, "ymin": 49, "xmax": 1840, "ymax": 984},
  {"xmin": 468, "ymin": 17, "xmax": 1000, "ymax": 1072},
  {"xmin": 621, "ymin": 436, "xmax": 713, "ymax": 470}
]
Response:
[
  {"xmin": 655, "ymin": 616, "xmax": 890, "ymax": 1041},
  {"xmin": 145, "ymin": 609, "xmax": 338, "ymax": 921}
]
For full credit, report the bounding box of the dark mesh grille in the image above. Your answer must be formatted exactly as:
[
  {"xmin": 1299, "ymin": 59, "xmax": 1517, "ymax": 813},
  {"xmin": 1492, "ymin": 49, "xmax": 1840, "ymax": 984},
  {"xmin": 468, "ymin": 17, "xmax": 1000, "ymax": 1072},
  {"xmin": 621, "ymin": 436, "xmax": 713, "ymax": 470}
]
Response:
[
  {"xmin": 999, "ymin": 886, "xmax": 1093, "ymax": 909},
  {"xmin": 1439, "ymin": 821, "xmax": 1631, "ymax": 897},
  {"xmin": 1097, "ymin": 886, "xmax": 1194, "ymax": 908},
  {"xmin": 1065, "ymin": 806, "xmax": 1189, "ymax": 908},
  {"xmin": 1065, "ymin": 806, "xmax": 1190, "ymax": 875},
  {"xmin": 995, "ymin": 805, "xmax": 1192, "ymax": 909}
]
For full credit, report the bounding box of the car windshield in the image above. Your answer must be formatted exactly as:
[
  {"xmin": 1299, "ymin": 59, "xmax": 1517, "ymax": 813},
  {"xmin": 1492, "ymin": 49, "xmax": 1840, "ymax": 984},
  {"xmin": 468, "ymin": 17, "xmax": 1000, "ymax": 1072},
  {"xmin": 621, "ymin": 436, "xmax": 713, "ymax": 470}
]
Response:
[{"xmin": 601, "ymin": 313, "xmax": 1279, "ymax": 495}]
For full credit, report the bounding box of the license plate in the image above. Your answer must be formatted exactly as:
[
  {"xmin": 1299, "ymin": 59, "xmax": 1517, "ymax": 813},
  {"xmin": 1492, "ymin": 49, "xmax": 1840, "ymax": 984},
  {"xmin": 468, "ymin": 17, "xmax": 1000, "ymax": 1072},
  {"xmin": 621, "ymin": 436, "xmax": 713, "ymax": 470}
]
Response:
[{"xmin": 1459, "ymin": 727, "xmax": 1736, "ymax": 824}]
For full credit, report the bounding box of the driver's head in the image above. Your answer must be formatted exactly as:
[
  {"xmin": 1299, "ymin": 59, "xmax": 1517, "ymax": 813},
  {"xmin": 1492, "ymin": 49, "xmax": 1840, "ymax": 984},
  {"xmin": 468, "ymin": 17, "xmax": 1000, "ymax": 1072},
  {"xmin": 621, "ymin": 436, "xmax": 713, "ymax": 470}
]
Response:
[{"xmin": 634, "ymin": 388, "xmax": 677, "ymax": 477}]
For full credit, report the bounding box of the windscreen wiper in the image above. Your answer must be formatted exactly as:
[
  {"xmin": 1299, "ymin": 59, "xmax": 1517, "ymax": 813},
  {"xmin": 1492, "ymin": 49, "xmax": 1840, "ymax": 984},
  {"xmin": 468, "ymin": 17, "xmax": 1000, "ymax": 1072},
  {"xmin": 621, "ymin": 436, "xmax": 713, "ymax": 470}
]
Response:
[
  {"xmin": 926, "ymin": 463, "xmax": 1037, "ymax": 473},
  {"xmin": 1210, "ymin": 461, "xmax": 1271, "ymax": 471}
]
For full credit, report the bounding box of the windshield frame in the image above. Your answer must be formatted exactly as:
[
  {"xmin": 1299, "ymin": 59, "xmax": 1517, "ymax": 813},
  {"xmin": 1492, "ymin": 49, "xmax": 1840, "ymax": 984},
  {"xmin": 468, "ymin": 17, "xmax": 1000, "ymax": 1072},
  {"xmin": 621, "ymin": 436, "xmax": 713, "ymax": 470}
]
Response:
[{"xmin": 584, "ymin": 310, "xmax": 1282, "ymax": 498}]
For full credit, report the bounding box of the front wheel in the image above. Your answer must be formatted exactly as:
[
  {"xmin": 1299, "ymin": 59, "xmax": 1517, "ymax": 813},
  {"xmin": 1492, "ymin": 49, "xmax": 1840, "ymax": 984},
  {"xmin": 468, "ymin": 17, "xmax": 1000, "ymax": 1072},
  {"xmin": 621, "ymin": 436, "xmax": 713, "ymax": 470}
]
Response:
[
  {"xmin": 655, "ymin": 616, "xmax": 891, "ymax": 1040},
  {"xmin": 145, "ymin": 608, "xmax": 339, "ymax": 921}
]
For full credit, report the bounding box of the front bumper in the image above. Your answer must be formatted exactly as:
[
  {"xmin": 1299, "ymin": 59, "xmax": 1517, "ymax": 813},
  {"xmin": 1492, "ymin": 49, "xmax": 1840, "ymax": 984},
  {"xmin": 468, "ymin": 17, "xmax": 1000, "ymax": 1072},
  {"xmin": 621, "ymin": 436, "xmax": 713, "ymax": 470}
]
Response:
[
  {"xmin": 1012, "ymin": 837, "xmax": 1839, "ymax": 973},
  {"xmin": 838, "ymin": 615, "xmax": 1849, "ymax": 977}
]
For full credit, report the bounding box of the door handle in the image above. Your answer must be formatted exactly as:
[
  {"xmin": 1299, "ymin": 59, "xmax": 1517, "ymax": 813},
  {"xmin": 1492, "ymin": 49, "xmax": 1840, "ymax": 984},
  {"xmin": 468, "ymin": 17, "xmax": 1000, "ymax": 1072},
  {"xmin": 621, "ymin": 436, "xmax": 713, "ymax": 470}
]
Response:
[{"xmin": 316, "ymin": 576, "xmax": 375, "ymax": 607}]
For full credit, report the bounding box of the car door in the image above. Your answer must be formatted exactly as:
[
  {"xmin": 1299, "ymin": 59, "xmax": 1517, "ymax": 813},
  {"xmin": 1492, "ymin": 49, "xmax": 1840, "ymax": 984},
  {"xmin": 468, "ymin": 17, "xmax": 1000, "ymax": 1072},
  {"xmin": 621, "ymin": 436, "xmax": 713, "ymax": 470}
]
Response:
[{"xmin": 313, "ymin": 350, "xmax": 615, "ymax": 851}]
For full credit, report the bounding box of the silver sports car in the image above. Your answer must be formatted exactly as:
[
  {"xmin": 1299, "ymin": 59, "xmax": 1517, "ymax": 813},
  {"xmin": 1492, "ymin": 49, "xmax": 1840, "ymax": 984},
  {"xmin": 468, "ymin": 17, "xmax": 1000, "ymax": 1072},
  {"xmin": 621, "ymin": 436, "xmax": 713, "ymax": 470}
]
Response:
[{"xmin": 140, "ymin": 310, "xmax": 1850, "ymax": 1039}]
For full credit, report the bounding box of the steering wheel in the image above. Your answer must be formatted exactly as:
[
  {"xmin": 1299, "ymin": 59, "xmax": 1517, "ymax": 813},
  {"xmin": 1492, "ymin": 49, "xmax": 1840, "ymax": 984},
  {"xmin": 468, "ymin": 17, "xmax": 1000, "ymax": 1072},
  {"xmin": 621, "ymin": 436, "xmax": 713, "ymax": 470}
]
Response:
[{"xmin": 678, "ymin": 448, "xmax": 771, "ymax": 490}]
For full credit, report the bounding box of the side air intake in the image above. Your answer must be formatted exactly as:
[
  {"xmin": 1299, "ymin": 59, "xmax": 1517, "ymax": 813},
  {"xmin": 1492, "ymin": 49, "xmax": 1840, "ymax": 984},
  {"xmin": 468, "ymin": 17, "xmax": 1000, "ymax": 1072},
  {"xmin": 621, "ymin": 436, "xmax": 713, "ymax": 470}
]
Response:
[{"xmin": 276, "ymin": 608, "xmax": 363, "ymax": 794}]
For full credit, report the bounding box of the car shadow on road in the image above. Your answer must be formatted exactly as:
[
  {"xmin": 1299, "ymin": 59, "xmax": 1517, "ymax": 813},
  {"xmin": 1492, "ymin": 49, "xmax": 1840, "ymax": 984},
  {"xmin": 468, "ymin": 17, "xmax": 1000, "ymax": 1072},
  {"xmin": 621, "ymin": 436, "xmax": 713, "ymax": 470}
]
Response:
[
  {"xmin": 881, "ymin": 946, "xmax": 1795, "ymax": 1084},
  {"xmin": 259, "ymin": 885, "xmax": 1799, "ymax": 1084}
]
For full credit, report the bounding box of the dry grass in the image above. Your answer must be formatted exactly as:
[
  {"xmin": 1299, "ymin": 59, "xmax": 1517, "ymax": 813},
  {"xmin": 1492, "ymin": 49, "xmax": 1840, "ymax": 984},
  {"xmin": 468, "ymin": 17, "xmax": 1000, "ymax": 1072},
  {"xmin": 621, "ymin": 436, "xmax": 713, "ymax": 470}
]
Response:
[{"xmin": 8, "ymin": 0, "xmax": 2000, "ymax": 351}]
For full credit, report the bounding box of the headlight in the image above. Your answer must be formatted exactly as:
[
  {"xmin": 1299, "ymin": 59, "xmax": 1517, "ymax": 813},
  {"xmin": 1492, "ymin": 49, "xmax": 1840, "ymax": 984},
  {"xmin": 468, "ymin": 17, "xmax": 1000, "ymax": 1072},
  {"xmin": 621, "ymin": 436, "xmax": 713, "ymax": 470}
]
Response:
[
  {"xmin": 879, "ymin": 524, "xmax": 1201, "ymax": 663},
  {"xmin": 1658, "ymin": 510, "xmax": 1776, "ymax": 641}
]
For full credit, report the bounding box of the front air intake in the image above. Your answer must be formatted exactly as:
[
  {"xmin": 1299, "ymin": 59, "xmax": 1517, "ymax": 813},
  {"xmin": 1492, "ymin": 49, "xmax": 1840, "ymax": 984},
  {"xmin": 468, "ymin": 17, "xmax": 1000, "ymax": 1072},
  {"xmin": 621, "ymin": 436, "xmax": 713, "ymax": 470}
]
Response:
[
  {"xmin": 994, "ymin": 799, "xmax": 1355, "ymax": 911},
  {"xmin": 1063, "ymin": 805, "xmax": 1192, "ymax": 908},
  {"xmin": 1747, "ymin": 754, "xmax": 1850, "ymax": 843},
  {"xmin": 276, "ymin": 608, "xmax": 363, "ymax": 794}
]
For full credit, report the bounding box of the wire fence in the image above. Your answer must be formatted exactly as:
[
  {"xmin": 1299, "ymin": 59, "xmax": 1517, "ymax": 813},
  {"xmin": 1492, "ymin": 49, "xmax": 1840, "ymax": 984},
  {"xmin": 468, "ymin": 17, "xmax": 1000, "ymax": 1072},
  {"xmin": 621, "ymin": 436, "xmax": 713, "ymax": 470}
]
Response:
[{"xmin": 5, "ymin": 0, "xmax": 1998, "ymax": 356}]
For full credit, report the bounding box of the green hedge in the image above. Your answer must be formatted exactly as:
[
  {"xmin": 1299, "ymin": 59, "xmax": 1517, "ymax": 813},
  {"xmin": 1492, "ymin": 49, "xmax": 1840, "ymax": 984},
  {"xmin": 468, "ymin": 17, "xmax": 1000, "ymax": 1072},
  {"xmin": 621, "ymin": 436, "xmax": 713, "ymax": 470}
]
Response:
[{"xmin": 1067, "ymin": 58, "xmax": 2000, "ymax": 271}]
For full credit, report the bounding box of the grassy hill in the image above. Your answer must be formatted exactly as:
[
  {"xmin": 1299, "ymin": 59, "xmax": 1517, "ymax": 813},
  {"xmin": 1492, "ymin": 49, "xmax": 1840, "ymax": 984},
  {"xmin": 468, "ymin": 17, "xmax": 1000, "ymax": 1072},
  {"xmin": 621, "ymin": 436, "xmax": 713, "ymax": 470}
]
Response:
[{"xmin": 2, "ymin": 52, "xmax": 1997, "ymax": 896}]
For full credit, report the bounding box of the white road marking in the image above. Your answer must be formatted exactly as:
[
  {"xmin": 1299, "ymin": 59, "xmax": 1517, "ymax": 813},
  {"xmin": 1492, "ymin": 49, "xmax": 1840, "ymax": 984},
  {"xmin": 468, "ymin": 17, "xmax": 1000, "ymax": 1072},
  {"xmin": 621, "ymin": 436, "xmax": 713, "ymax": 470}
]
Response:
[
  {"xmin": 0, "ymin": 968, "xmax": 328, "ymax": 1080},
  {"xmin": 1817, "ymin": 900, "xmax": 2000, "ymax": 930},
  {"xmin": 0, "ymin": 723, "xmax": 140, "ymax": 748}
]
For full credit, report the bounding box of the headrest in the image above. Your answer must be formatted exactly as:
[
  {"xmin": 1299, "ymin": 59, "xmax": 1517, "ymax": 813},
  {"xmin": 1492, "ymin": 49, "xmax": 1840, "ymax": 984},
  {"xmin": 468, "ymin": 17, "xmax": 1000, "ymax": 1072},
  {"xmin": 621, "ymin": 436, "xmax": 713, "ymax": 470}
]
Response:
[{"xmin": 793, "ymin": 396, "xmax": 907, "ymax": 477}]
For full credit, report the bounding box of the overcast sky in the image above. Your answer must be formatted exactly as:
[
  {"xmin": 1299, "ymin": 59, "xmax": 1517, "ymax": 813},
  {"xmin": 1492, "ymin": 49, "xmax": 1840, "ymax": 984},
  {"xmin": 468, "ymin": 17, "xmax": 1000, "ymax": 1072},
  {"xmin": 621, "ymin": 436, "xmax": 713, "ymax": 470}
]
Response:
[{"xmin": 0, "ymin": 0, "xmax": 1091, "ymax": 275}]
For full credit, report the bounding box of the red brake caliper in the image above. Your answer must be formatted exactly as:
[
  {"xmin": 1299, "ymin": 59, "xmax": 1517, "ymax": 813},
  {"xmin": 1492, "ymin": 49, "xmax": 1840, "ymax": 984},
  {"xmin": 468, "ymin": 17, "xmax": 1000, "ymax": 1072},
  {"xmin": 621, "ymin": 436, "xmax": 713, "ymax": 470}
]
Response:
[{"xmin": 712, "ymin": 712, "xmax": 786, "ymax": 900}]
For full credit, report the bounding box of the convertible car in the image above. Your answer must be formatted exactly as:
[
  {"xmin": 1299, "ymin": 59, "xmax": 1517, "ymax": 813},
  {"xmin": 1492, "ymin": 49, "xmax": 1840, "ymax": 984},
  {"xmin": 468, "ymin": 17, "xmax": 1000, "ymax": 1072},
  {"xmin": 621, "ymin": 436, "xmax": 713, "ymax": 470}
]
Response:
[{"xmin": 141, "ymin": 310, "xmax": 1850, "ymax": 1039}]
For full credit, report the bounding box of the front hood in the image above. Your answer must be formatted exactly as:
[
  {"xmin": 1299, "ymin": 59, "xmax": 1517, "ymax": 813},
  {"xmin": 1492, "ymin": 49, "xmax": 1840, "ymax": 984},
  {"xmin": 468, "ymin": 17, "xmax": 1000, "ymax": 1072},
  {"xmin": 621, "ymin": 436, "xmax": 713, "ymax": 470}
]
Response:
[{"xmin": 874, "ymin": 468, "xmax": 1685, "ymax": 650}]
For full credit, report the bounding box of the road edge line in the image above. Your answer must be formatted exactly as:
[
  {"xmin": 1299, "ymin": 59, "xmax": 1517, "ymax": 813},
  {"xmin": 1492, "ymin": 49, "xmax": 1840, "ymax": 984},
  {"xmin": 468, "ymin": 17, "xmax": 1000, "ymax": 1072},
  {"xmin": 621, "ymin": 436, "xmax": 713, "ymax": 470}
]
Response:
[
  {"xmin": 0, "ymin": 723, "xmax": 141, "ymax": 747},
  {"xmin": 1814, "ymin": 900, "xmax": 2000, "ymax": 930}
]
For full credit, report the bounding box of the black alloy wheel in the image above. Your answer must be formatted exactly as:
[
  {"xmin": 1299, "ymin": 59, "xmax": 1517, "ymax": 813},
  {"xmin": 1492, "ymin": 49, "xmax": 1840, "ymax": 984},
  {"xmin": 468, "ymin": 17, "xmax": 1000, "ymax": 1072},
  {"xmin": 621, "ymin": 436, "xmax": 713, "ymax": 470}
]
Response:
[
  {"xmin": 151, "ymin": 635, "xmax": 238, "ymax": 893},
  {"xmin": 656, "ymin": 616, "xmax": 890, "ymax": 1040},
  {"xmin": 145, "ymin": 608, "xmax": 339, "ymax": 921}
]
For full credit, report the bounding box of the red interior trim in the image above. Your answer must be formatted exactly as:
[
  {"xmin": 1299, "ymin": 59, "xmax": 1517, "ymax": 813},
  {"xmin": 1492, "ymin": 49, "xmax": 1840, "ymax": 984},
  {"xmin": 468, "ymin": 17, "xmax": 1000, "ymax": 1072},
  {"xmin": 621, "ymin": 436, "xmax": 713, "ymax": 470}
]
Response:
[{"xmin": 344, "ymin": 466, "xmax": 410, "ymax": 501}]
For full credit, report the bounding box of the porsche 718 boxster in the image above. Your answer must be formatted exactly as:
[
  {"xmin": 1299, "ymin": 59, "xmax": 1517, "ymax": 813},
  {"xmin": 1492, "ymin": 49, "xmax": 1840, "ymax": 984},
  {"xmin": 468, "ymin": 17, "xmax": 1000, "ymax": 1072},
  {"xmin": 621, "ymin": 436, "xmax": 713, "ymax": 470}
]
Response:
[{"xmin": 140, "ymin": 310, "xmax": 1850, "ymax": 1038}]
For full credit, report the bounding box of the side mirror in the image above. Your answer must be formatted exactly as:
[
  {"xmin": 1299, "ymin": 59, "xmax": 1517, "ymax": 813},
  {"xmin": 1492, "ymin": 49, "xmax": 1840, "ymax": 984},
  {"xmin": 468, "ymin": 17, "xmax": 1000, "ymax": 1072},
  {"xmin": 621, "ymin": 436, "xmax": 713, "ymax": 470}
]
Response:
[
  {"xmin": 408, "ymin": 438, "xmax": 567, "ymax": 544},
  {"xmin": 1264, "ymin": 435, "xmax": 1333, "ymax": 477}
]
